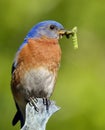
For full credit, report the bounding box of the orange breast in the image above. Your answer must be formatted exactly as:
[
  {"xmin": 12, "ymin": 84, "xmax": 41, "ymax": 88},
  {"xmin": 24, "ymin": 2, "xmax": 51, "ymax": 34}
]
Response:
[
  {"xmin": 12, "ymin": 37, "xmax": 61, "ymax": 86},
  {"xmin": 18, "ymin": 37, "xmax": 61, "ymax": 72}
]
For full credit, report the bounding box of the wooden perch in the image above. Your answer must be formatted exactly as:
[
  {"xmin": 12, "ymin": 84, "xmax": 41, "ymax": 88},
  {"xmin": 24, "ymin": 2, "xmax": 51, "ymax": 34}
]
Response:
[{"xmin": 21, "ymin": 98, "xmax": 60, "ymax": 130}]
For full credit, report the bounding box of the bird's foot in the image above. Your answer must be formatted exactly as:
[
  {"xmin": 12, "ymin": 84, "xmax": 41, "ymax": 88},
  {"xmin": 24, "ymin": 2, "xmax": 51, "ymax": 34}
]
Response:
[
  {"xmin": 43, "ymin": 98, "xmax": 50, "ymax": 111},
  {"xmin": 28, "ymin": 97, "xmax": 50, "ymax": 112},
  {"xmin": 29, "ymin": 97, "xmax": 39, "ymax": 112}
]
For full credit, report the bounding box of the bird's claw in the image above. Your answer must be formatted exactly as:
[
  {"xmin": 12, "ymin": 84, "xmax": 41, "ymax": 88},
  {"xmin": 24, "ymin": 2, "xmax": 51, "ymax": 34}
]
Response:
[
  {"xmin": 29, "ymin": 97, "xmax": 39, "ymax": 112},
  {"xmin": 43, "ymin": 98, "xmax": 50, "ymax": 111}
]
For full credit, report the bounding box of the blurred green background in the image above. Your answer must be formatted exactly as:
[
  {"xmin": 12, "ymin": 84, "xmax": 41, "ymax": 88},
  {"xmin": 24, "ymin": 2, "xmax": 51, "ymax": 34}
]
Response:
[{"xmin": 0, "ymin": 0, "xmax": 105, "ymax": 129}]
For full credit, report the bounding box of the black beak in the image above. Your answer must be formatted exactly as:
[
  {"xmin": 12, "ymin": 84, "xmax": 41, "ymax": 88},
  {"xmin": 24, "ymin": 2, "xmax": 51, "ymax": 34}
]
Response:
[{"xmin": 59, "ymin": 29, "xmax": 73, "ymax": 39}]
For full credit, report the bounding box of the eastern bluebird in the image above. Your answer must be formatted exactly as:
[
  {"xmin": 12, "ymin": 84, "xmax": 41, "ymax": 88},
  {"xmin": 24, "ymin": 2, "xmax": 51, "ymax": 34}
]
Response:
[{"xmin": 11, "ymin": 20, "xmax": 70, "ymax": 127}]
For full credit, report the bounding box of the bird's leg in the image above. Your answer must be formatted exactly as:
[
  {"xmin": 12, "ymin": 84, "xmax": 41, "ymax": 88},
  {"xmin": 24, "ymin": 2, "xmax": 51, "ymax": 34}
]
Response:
[
  {"xmin": 43, "ymin": 98, "xmax": 50, "ymax": 111},
  {"xmin": 29, "ymin": 97, "xmax": 39, "ymax": 112}
]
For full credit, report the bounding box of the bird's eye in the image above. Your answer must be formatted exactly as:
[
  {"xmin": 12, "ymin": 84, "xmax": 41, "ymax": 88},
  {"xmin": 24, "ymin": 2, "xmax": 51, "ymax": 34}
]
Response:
[{"xmin": 49, "ymin": 25, "xmax": 56, "ymax": 30}]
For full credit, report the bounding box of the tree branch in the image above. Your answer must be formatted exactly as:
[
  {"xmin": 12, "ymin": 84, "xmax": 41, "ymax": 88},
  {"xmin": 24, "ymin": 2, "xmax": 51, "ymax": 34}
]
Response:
[{"xmin": 21, "ymin": 98, "xmax": 60, "ymax": 130}]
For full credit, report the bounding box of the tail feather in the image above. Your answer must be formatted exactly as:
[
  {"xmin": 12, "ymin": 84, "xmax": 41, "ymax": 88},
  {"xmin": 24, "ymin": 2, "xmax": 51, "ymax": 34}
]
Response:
[{"xmin": 12, "ymin": 103, "xmax": 24, "ymax": 128}]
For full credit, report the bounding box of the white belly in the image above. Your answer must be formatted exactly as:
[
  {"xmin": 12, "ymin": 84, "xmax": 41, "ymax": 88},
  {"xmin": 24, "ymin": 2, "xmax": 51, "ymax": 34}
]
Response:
[{"xmin": 21, "ymin": 67, "xmax": 56, "ymax": 98}]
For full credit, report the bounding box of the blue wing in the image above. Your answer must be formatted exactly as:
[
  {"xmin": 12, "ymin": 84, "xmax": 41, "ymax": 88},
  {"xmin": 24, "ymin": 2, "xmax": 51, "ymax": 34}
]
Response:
[
  {"xmin": 11, "ymin": 62, "xmax": 16, "ymax": 74},
  {"xmin": 11, "ymin": 63, "xmax": 24, "ymax": 128}
]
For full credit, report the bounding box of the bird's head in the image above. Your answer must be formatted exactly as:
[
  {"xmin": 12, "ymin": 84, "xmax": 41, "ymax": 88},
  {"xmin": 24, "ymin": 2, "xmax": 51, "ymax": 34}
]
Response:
[
  {"xmin": 24, "ymin": 20, "xmax": 67, "ymax": 41},
  {"xmin": 18, "ymin": 20, "xmax": 74, "ymax": 51}
]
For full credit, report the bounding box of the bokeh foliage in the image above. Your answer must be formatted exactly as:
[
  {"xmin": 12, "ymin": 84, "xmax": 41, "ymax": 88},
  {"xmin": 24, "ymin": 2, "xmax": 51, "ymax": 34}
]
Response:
[{"xmin": 0, "ymin": 0, "xmax": 105, "ymax": 130}]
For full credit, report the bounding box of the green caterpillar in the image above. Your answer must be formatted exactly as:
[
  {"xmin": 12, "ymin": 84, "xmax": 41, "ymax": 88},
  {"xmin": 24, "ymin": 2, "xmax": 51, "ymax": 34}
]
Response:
[
  {"xmin": 71, "ymin": 27, "xmax": 78, "ymax": 49},
  {"xmin": 65, "ymin": 26, "xmax": 78, "ymax": 49}
]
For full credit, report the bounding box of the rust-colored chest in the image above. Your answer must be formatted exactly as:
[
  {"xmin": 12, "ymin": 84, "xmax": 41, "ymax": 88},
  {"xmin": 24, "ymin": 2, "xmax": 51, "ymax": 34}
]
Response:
[{"xmin": 17, "ymin": 38, "xmax": 61, "ymax": 72}]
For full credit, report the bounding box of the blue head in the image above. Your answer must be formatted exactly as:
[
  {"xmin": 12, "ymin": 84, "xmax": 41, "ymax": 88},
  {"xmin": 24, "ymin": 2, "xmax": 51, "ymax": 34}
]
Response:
[
  {"xmin": 25, "ymin": 20, "xmax": 64, "ymax": 39},
  {"xmin": 19, "ymin": 20, "xmax": 66, "ymax": 50}
]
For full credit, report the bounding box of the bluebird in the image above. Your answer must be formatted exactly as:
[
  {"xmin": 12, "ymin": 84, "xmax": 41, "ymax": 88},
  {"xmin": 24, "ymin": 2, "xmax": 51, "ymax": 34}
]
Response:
[{"xmin": 11, "ymin": 20, "xmax": 70, "ymax": 127}]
